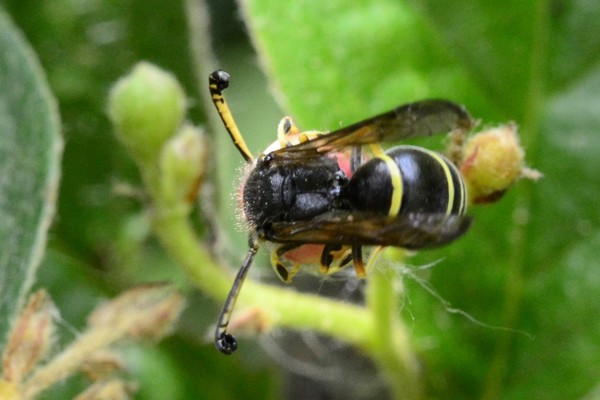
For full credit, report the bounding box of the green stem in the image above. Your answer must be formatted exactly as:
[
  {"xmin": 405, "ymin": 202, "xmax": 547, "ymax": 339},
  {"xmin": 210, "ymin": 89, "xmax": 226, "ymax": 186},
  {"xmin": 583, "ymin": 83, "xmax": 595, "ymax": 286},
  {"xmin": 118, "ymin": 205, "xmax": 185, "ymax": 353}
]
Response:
[
  {"xmin": 150, "ymin": 200, "xmax": 375, "ymax": 350},
  {"xmin": 152, "ymin": 198, "xmax": 421, "ymax": 396},
  {"xmin": 151, "ymin": 207, "xmax": 231, "ymax": 298},
  {"xmin": 366, "ymin": 254, "xmax": 422, "ymax": 400}
]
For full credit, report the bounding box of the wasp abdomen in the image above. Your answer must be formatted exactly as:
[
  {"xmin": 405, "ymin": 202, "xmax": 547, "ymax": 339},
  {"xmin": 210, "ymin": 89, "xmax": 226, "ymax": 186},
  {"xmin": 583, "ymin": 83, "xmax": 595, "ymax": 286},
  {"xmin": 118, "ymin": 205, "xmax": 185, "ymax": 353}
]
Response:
[
  {"xmin": 342, "ymin": 145, "xmax": 467, "ymax": 217},
  {"xmin": 340, "ymin": 158, "xmax": 395, "ymax": 213}
]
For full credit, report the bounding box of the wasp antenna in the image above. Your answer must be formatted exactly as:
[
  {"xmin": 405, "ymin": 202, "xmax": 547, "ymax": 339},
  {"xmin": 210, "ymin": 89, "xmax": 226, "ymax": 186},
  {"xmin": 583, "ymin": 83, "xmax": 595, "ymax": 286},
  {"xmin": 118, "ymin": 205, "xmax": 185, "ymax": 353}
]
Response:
[
  {"xmin": 209, "ymin": 70, "xmax": 254, "ymax": 162},
  {"xmin": 215, "ymin": 236, "xmax": 260, "ymax": 355}
]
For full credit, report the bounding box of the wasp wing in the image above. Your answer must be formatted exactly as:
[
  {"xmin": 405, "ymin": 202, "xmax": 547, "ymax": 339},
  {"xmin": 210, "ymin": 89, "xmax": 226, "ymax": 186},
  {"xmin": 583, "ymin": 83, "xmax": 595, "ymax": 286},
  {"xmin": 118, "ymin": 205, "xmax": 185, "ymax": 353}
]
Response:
[
  {"xmin": 271, "ymin": 99, "xmax": 474, "ymax": 160},
  {"xmin": 262, "ymin": 211, "xmax": 472, "ymax": 250}
]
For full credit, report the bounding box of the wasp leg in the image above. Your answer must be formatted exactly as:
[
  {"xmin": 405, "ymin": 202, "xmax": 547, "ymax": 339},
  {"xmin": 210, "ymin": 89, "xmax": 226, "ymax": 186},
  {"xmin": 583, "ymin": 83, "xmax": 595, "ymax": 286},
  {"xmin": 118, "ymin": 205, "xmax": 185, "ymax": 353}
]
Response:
[
  {"xmin": 319, "ymin": 244, "xmax": 353, "ymax": 275},
  {"xmin": 275, "ymin": 117, "xmax": 324, "ymax": 149},
  {"xmin": 215, "ymin": 235, "xmax": 260, "ymax": 355},
  {"xmin": 338, "ymin": 250, "xmax": 354, "ymax": 269},
  {"xmin": 298, "ymin": 130, "xmax": 326, "ymax": 143},
  {"xmin": 271, "ymin": 243, "xmax": 302, "ymax": 283},
  {"xmin": 369, "ymin": 143, "xmax": 386, "ymax": 157},
  {"xmin": 352, "ymin": 245, "xmax": 366, "ymax": 278},
  {"xmin": 364, "ymin": 246, "xmax": 387, "ymax": 274},
  {"xmin": 320, "ymin": 243, "xmax": 341, "ymax": 274}
]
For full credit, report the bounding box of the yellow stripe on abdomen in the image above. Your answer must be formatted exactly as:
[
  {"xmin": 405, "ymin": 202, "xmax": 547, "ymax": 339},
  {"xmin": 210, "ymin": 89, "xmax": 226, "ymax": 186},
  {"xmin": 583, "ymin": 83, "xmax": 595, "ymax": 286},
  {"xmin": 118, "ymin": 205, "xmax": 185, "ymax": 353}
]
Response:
[{"xmin": 375, "ymin": 153, "xmax": 403, "ymax": 217}]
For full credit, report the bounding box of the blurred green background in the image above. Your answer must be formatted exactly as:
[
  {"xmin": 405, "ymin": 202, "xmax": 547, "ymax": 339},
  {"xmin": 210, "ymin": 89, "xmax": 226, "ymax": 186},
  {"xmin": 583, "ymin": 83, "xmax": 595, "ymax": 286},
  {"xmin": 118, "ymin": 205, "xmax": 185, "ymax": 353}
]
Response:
[{"xmin": 2, "ymin": 0, "xmax": 600, "ymax": 399}]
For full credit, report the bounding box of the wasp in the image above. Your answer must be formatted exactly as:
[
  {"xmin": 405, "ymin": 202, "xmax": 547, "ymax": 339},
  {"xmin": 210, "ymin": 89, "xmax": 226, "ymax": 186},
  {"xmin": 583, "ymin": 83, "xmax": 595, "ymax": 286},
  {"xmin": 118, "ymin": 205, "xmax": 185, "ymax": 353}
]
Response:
[{"xmin": 208, "ymin": 70, "xmax": 474, "ymax": 354}]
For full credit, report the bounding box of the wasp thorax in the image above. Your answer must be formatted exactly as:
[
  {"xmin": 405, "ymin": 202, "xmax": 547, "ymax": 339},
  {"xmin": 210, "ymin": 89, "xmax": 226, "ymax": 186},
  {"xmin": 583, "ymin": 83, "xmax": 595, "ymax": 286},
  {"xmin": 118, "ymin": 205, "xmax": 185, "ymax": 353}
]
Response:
[{"xmin": 242, "ymin": 155, "xmax": 345, "ymax": 229}]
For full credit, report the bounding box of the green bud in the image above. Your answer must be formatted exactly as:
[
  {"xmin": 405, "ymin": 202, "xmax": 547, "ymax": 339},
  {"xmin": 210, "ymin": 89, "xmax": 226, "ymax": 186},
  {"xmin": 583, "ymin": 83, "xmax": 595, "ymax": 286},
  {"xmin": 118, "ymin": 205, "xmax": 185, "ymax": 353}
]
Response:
[
  {"xmin": 108, "ymin": 62, "xmax": 186, "ymax": 166},
  {"xmin": 459, "ymin": 124, "xmax": 541, "ymax": 204},
  {"xmin": 160, "ymin": 124, "xmax": 208, "ymax": 207}
]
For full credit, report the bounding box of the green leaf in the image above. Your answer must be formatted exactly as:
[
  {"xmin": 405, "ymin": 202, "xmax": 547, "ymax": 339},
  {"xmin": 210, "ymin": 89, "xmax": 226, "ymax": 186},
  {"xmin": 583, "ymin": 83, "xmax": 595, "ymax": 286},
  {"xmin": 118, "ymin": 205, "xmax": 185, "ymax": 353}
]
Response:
[
  {"xmin": 0, "ymin": 9, "xmax": 61, "ymax": 340},
  {"xmin": 242, "ymin": 0, "xmax": 489, "ymax": 129},
  {"xmin": 241, "ymin": 0, "xmax": 600, "ymax": 398}
]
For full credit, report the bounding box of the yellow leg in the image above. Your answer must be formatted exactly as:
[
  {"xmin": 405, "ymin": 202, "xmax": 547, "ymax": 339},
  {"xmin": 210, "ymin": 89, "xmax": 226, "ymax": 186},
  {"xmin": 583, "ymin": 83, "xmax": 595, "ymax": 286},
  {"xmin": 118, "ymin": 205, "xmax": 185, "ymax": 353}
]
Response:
[
  {"xmin": 298, "ymin": 130, "xmax": 324, "ymax": 143},
  {"xmin": 319, "ymin": 244, "xmax": 352, "ymax": 275},
  {"xmin": 369, "ymin": 143, "xmax": 386, "ymax": 157},
  {"xmin": 270, "ymin": 244, "xmax": 302, "ymax": 283},
  {"xmin": 352, "ymin": 245, "xmax": 366, "ymax": 277},
  {"xmin": 365, "ymin": 246, "xmax": 386, "ymax": 274}
]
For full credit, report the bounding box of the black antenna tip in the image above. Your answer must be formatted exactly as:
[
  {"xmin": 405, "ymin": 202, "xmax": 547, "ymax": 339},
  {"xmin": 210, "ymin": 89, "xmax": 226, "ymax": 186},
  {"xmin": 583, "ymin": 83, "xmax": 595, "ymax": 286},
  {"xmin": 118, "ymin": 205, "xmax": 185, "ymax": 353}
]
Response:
[
  {"xmin": 215, "ymin": 333, "xmax": 238, "ymax": 355},
  {"xmin": 209, "ymin": 70, "xmax": 230, "ymax": 91}
]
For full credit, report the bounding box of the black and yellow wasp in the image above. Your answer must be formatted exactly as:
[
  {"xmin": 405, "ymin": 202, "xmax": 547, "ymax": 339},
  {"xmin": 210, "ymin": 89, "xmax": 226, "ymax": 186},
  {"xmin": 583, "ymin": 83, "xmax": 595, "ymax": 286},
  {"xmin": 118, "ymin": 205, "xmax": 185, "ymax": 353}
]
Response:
[{"xmin": 209, "ymin": 70, "xmax": 474, "ymax": 354}]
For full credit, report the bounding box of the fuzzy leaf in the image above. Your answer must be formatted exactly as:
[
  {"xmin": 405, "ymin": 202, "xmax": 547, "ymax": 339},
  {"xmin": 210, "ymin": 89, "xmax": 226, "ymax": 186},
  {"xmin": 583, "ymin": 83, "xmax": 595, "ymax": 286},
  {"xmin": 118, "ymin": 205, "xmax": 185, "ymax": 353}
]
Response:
[{"xmin": 0, "ymin": 9, "xmax": 61, "ymax": 340}]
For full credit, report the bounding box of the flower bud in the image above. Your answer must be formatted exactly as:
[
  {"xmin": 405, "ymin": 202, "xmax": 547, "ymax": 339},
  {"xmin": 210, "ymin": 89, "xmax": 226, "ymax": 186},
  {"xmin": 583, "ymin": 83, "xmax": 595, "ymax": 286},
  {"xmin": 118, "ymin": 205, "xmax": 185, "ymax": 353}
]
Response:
[
  {"xmin": 159, "ymin": 124, "xmax": 208, "ymax": 206},
  {"xmin": 459, "ymin": 124, "xmax": 540, "ymax": 204},
  {"xmin": 108, "ymin": 62, "xmax": 186, "ymax": 166}
]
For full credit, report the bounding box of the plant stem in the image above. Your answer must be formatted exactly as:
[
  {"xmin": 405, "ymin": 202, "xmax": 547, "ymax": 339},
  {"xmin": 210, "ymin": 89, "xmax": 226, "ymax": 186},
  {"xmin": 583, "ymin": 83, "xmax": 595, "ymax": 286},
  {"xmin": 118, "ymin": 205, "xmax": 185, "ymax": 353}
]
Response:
[
  {"xmin": 150, "ymin": 202, "xmax": 377, "ymax": 349},
  {"xmin": 151, "ymin": 207, "xmax": 231, "ymax": 298},
  {"xmin": 366, "ymin": 255, "xmax": 422, "ymax": 400},
  {"xmin": 152, "ymin": 200, "xmax": 423, "ymax": 398}
]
